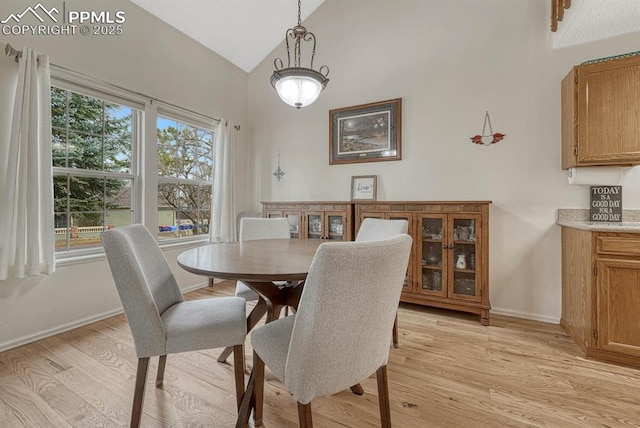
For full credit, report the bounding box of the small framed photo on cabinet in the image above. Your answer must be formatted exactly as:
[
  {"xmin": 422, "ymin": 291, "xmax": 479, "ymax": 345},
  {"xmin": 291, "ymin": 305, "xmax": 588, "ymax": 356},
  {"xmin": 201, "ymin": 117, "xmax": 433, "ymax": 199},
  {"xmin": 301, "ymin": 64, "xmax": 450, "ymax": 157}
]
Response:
[{"xmin": 350, "ymin": 175, "xmax": 377, "ymax": 201}]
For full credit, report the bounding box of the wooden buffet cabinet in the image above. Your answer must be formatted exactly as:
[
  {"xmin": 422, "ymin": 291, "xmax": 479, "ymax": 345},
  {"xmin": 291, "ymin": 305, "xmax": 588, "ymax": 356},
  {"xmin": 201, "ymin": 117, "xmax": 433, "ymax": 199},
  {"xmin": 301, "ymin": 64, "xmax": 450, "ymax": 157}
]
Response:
[
  {"xmin": 262, "ymin": 201, "xmax": 353, "ymax": 241},
  {"xmin": 562, "ymin": 53, "xmax": 640, "ymax": 168},
  {"xmin": 263, "ymin": 200, "xmax": 491, "ymax": 325},
  {"xmin": 561, "ymin": 227, "xmax": 640, "ymax": 367}
]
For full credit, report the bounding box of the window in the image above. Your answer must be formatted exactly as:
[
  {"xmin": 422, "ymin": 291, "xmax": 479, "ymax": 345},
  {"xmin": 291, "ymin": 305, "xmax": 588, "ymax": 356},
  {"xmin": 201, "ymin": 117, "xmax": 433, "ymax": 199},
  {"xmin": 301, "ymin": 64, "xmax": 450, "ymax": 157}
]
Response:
[
  {"xmin": 52, "ymin": 87, "xmax": 139, "ymax": 252},
  {"xmin": 50, "ymin": 68, "xmax": 218, "ymax": 256},
  {"xmin": 157, "ymin": 116, "xmax": 213, "ymax": 240}
]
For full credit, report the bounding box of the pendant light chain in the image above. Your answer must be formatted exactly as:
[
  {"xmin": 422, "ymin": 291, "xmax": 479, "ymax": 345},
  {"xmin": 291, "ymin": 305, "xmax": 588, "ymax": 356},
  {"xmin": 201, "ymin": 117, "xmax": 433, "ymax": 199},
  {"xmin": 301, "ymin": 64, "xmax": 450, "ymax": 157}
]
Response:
[{"xmin": 294, "ymin": 0, "xmax": 302, "ymax": 67}]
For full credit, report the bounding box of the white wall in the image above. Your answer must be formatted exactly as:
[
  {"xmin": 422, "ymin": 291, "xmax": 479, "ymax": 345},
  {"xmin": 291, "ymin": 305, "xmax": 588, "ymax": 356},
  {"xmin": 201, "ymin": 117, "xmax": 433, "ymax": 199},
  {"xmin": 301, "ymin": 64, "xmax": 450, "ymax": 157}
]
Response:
[
  {"xmin": 0, "ymin": 0, "xmax": 249, "ymax": 350},
  {"xmin": 247, "ymin": 0, "xmax": 640, "ymax": 322}
]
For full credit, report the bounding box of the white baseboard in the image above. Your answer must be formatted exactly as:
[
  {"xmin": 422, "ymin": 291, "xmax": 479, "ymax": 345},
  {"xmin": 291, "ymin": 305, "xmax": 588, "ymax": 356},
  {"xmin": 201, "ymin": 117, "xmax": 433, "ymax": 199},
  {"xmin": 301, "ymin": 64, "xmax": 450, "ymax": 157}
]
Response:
[
  {"xmin": 0, "ymin": 307, "xmax": 125, "ymax": 353},
  {"xmin": 2, "ymin": 282, "xmax": 556, "ymax": 354},
  {"xmin": 491, "ymin": 307, "xmax": 560, "ymax": 325},
  {"xmin": 0, "ymin": 281, "xmax": 210, "ymax": 354}
]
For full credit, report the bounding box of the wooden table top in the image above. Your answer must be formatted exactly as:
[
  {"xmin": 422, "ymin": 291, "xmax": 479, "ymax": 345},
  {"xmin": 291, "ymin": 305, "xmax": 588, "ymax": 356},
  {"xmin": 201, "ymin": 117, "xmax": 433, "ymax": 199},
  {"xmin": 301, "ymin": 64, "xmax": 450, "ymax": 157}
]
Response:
[{"xmin": 177, "ymin": 239, "xmax": 324, "ymax": 282}]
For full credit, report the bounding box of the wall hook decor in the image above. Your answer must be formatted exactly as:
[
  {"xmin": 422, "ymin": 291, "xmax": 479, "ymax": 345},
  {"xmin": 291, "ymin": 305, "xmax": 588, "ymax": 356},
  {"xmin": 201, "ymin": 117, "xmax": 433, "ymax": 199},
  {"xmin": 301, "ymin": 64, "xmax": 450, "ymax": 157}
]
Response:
[
  {"xmin": 470, "ymin": 111, "xmax": 505, "ymax": 146},
  {"xmin": 273, "ymin": 152, "xmax": 286, "ymax": 181}
]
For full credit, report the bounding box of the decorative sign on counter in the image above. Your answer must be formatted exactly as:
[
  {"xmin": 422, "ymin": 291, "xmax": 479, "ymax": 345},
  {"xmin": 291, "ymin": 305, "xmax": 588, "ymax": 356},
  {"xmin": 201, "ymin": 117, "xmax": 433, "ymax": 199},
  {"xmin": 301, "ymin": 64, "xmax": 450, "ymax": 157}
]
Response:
[{"xmin": 590, "ymin": 186, "xmax": 622, "ymax": 222}]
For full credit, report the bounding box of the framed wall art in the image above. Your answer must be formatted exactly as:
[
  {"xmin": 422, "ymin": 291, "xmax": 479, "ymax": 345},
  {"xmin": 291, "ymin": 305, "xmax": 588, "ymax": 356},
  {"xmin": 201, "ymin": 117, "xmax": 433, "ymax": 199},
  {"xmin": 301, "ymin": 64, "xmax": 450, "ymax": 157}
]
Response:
[
  {"xmin": 350, "ymin": 175, "xmax": 377, "ymax": 201},
  {"xmin": 329, "ymin": 98, "xmax": 402, "ymax": 165}
]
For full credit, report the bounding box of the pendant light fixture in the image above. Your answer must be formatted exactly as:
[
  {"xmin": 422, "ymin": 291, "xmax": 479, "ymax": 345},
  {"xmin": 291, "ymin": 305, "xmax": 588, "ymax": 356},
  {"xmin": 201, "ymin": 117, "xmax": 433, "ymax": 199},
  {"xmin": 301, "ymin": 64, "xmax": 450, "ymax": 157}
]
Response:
[{"xmin": 271, "ymin": 0, "xmax": 329, "ymax": 109}]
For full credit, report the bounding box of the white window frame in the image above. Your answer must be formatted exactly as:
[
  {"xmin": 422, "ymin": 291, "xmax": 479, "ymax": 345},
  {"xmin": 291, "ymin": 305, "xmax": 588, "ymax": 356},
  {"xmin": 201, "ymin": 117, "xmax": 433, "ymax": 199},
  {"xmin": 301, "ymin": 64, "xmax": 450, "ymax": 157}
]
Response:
[
  {"xmin": 51, "ymin": 77, "xmax": 144, "ymax": 259},
  {"xmin": 50, "ymin": 67, "xmax": 217, "ymax": 262},
  {"xmin": 154, "ymin": 102, "xmax": 216, "ymax": 244}
]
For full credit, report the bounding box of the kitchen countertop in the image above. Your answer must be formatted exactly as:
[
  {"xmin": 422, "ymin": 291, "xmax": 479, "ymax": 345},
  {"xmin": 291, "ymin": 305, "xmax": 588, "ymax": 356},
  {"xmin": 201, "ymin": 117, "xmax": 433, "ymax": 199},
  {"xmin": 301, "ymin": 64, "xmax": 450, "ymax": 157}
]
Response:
[{"xmin": 557, "ymin": 209, "xmax": 640, "ymax": 232}]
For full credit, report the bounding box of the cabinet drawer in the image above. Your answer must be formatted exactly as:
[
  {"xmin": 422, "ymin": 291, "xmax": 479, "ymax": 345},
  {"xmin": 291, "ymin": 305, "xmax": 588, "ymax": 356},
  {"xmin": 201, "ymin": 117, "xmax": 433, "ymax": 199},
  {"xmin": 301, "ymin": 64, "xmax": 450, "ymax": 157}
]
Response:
[{"xmin": 596, "ymin": 236, "xmax": 640, "ymax": 256}]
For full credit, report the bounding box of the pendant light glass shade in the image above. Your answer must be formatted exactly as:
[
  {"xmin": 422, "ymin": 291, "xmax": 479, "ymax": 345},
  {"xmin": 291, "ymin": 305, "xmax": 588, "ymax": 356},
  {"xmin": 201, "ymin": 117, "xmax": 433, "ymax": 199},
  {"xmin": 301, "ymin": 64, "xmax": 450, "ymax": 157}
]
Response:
[
  {"xmin": 271, "ymin": 67, "xmax": 328, "ymax": 108},
  {"xmin": 271, "ymin": 0, "xmax": 329, "ymax": 109}
]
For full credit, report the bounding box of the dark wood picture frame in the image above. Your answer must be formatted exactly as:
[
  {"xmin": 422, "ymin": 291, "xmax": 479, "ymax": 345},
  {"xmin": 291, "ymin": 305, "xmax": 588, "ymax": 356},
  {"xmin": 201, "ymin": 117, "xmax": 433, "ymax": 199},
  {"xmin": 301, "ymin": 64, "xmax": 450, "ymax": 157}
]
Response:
[{"xmin": 329, "ymin": 98, "xmax": 402, "ymax": 165}]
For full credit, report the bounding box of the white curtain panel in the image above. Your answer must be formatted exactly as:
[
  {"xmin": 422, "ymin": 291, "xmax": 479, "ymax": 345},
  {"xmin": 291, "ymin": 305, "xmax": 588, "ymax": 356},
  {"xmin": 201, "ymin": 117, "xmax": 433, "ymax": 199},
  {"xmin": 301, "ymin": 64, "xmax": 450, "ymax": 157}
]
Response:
[
  {"xmin": 0, "ymin": 48, "xmax": 55, "ymax": 280},
  {"xmin": 210, "ymin": 119, "xmax": 237, "ymax": 243}
]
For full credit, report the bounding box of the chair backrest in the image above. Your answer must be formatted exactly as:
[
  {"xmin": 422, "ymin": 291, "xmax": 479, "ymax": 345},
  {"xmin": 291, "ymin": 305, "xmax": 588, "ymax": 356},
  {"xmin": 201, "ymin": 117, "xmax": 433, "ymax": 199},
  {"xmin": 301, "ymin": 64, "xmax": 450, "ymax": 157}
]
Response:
[
  {"xmin": 239, "ymin": 217, "xmax": 290, "ymax": 241},
  {"xmin": 284, "ymin": 235, "xmax": 412, "ymax": 404},
  {"xmin": 236, "ymin": 212, "xmax": 262, "ymax": 239},
  {"xmin": 101, "ymin": 224, "xmax": 183, "ymax": 358},
  {"xmin": 355, "ymin": 218, "xmax": 408, "ymax": 242}
]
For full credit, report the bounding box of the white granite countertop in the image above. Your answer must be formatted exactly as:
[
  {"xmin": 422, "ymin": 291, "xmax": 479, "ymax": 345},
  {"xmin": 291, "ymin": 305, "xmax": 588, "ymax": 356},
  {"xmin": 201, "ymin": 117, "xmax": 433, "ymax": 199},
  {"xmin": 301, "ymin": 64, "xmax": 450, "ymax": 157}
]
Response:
[{"xmin": 557, "ymin": 209, "xmax": 640, "ymax": 232}]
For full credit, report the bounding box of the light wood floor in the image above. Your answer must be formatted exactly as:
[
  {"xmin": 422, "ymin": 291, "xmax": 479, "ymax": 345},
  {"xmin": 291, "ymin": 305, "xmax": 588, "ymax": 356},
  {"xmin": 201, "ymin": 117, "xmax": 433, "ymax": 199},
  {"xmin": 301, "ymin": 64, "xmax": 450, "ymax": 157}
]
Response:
[{"xmin": 2, "ymin": 282, "xmax": 640, "ymax": 427}]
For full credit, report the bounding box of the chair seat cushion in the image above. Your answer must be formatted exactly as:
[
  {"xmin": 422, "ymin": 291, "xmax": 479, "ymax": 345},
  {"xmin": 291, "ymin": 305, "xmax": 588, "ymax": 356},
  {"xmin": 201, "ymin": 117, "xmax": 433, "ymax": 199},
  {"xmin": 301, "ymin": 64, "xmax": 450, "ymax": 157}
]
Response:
[
  {"xmin": 251, "ymin": 315, "xmax": 295, "ymax": 382},
  {"xmin": 162, "ymin": 297, "xmax": 247, "ymax": 354}
]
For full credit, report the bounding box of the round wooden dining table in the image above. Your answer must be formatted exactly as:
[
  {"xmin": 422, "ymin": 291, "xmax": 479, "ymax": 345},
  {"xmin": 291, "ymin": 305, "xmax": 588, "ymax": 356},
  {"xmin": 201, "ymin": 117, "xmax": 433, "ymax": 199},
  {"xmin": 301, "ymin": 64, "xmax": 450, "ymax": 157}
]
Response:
[
  {"xmin": 177, "ymin": 238, "xmax": 323, "ymax": 283},
  {"xmin": 177, "ymin": 238, "xmax": 323, "ymax": 323}
]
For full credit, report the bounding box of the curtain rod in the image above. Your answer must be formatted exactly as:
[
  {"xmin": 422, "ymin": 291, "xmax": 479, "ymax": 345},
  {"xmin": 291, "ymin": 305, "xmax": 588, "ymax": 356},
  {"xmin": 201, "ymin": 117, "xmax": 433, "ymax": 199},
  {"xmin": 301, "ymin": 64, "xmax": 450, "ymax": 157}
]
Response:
[
  {"xmin": 4, "ymin": 43, "xmax": 21, "ymax": 62},
  {"xmin": 3, "ymin": 43, "xmax": 241, "ymax": 130}
]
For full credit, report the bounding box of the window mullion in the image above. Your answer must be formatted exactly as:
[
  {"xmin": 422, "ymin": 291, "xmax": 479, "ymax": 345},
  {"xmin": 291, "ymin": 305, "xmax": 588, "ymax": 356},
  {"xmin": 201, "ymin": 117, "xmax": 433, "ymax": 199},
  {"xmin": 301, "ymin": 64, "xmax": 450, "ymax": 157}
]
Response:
[{"xmin": 143, "ymin": 101, "xmax": 159, "ymax": 235}]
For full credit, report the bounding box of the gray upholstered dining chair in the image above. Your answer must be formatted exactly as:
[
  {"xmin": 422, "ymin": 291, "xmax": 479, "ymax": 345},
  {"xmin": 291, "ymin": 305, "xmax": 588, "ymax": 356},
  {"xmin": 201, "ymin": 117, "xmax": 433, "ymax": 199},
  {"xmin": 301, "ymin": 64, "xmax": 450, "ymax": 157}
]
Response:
[
  {"xmin": 356, "ymin": 218, "xmax": 409, "ymax": 347},
  {"xmin": 217, "ymin": 217, "xmax": 292, "ymax": 364},
  {"xmin": 248, "ymin": 235, "xmax": 412, "ymax": 428},
  {"xmin": 101, "ymin": 224, "xmax": 247, "ymax": 428},
  {"xmin": 234, "ymin": 217, "xmax": 291, "ymax": 301}
]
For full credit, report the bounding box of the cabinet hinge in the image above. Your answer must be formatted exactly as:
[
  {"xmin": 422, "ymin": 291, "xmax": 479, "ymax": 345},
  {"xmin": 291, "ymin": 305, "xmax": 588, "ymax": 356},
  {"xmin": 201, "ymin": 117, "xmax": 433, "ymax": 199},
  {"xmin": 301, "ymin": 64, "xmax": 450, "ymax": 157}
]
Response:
[
  {"xmin": 575, "ymin": 72, "xmax": 578, "ymax": 84},
  {"xmin": 593, "ymin": 330, "xmax": 598, "ymax": 341},
  {"xmin": 593, "ymin": 265, "xmax": 598, "ymax": 276},
  {"xmin": 574, "ymin": 145, "xmax": 578, "ymax": 156}
]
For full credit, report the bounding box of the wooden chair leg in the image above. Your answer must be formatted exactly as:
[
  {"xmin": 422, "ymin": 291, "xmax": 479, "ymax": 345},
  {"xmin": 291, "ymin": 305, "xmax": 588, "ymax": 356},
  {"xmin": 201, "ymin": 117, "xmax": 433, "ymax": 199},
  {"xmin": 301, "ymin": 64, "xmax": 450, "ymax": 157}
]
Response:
[
  {"xmin": 235, "ymin": 370, "xmax": 254, "ymax": 428},
  {"xmin": 155, "ymin": 355, "xmax": 167, "ymax": 387},
  {"xmin": 350, "ymin": 383, "xmax": 364, "ymax": 395},
  {"xmin": 131, "ymin": 357, "xmax": 149, "ymax": 428},
  {"xmin": 232, "ymin": 345, "xmax": 246, "ymax": 411},
  {"xmin": 376, "ymin": 365, "xmax": 392, "ymax": 428},
  {"xmin": 252, "ymin": 352, "xmax": 265, "ymax": 427},
  {"xmin": 217, "ymin": 346, "xmax": 234, "ymax": 364},
  {"xmin": 392, "ymin": 312, "xmax": 399, "ymax": 348},
  {"xmin": 297, "ymin": 401, "xmax": 313, "ymax": 428}
]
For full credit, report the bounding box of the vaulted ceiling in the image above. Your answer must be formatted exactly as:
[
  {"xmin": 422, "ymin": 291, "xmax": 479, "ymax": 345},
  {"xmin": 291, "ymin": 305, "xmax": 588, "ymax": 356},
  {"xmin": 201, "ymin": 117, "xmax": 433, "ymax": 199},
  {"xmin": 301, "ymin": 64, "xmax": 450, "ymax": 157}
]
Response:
[
  {"xmin": 129, "ymin": 0, "xmax": 640, "ymax": 73},
  {"xmin": 128, "ymin": 0, "xmax": 325, "ymax": 73}
]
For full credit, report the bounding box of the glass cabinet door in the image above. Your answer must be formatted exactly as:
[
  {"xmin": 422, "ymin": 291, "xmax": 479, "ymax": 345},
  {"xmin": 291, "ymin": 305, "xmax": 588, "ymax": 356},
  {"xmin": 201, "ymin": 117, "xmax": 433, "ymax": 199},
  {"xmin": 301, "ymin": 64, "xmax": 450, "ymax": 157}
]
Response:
[
  {"xmin": 305, "ymin": 213, "xmax": 323, "ymax": 239},
  {"xmin": 286, "ymin": 213, "xmax": 300, "ymax": 238},
  {"xmin": 418, "ymin": 216, "xmax": 446, "ymax": 297},
  {"xmin": 450, "ymin": 216, "xmax": 480, "ymax": 301},
  {"xmin": 327, "ymin": 214, "xmax": 346, "ymax": 240},
  {"xmin": 387, "ymin": 213, "xmax": 413, "ymax": 293}
]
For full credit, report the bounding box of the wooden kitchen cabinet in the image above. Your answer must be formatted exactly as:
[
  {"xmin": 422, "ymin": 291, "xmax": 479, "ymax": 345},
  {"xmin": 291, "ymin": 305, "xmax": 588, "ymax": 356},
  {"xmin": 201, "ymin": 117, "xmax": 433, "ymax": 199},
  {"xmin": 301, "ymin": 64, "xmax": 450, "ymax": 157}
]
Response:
[
  {"xmin": 562, "ymin": 54, "xmax": 640, "ymax": 168},
  {"xmin": 561, "ymin": 228, "xmax": 640, "ymax": 367},
  {"xmin": 355, "ymin": 201, "xmax": 491, "ymax": 325},
  {"xmin": 262, "ymin": 201, "xmax": 353, "ymax": 241}
]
